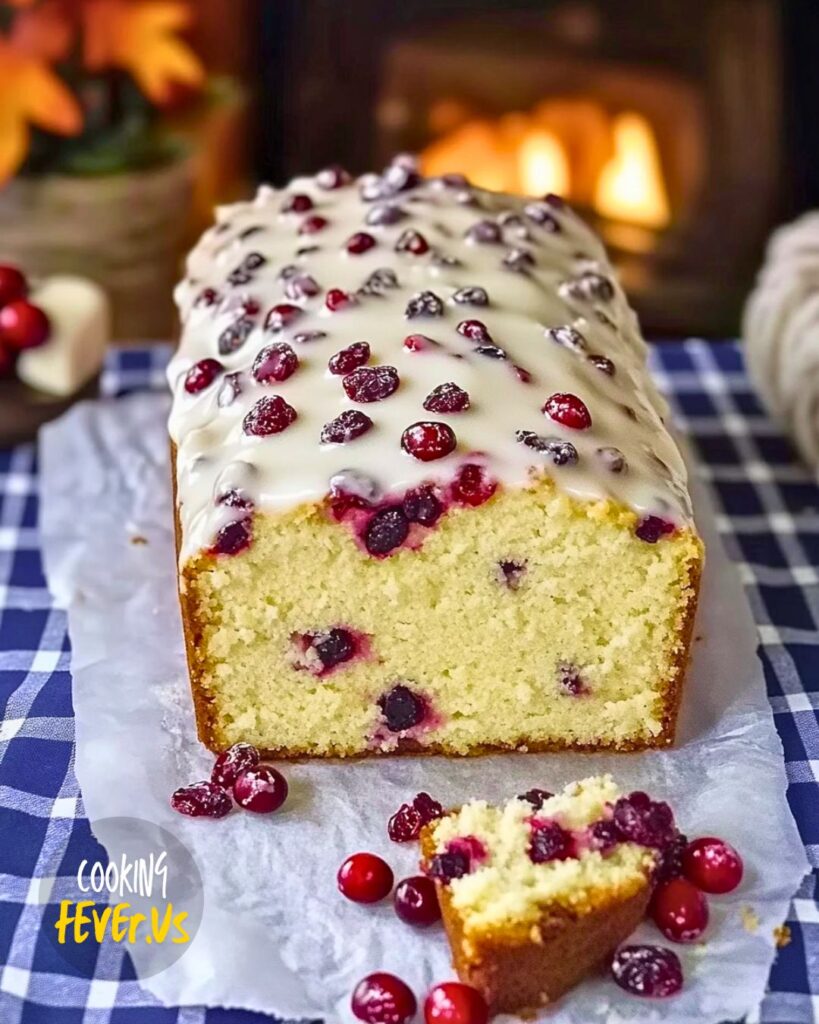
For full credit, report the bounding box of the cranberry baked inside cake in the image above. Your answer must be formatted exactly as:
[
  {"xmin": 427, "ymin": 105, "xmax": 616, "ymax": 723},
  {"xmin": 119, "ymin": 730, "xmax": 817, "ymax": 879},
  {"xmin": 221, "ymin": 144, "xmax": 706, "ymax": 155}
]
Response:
[
  {"xmin": 420, "ymin": 775, "xmax": 681, "ymax": 1011},
  {"xmin": 168, "ymin": 157, "xmax": 702, "ymax": 758}
]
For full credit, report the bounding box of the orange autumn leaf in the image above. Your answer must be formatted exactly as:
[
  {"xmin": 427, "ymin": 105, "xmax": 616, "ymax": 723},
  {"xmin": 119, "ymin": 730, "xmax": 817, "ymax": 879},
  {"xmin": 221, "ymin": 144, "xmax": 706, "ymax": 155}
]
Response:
[{"xmin": 82, "ymin": 0, "xmax": 204, "ymax": 104}]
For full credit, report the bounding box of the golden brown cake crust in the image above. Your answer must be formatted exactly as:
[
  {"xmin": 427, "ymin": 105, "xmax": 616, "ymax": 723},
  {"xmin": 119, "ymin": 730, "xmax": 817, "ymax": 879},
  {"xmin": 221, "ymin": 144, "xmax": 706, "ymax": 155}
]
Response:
[{"xmin": 419, "ymin": 829, "xmax": 652, "ymax": 1012}]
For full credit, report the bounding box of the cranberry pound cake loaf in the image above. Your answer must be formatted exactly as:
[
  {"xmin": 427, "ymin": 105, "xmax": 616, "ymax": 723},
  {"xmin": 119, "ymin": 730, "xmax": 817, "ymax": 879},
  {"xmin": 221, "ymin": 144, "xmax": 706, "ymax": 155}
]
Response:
[
  {"xmin": 420, "ymin": 775, "xmax": 681, "ymax": 1011},
  {"xmin": 168, "ymin": 156, "xmax": 703, "ymax": 758}
]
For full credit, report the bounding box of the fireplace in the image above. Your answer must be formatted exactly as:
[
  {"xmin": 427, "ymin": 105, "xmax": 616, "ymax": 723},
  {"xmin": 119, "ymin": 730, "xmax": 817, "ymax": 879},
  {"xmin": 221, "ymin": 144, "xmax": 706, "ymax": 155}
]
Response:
[{"xmin": 258, "ymin": 0, "xmax": 795, "ymax": 336}]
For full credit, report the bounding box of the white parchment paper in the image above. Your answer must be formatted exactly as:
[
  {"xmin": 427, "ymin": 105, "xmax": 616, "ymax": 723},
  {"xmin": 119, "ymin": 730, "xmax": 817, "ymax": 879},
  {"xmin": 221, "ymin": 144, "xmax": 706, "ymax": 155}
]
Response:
[{"xmin": 39, "ymin": 392, "xmax": 809, "ymax": 1024}]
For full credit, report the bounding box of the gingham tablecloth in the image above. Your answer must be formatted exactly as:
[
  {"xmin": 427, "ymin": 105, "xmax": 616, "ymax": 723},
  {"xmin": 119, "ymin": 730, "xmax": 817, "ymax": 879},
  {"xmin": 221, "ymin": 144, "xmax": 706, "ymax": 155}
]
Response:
[{"xmin": 0, "ymin": 341, "xmax": 817, "ymax": 1024}]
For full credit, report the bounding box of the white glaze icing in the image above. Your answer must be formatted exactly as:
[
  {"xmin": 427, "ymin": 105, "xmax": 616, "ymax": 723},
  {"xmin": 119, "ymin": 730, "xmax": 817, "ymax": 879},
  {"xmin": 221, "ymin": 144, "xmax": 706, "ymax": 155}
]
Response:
[{"xmin": 169, "ymin": 159, "xmax": 693, "ymax": 564}]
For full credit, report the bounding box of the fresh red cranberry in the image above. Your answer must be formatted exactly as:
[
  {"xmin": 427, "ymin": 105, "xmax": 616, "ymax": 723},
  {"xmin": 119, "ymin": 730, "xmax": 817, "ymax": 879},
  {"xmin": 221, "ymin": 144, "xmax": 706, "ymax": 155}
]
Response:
[
  {"xmin": 184, "ymin": 358, "xmax": 223, "ymax": 394},
  {"xmin": 316, "ymin": 164, "xmax": 351, "ymax": 189},
  {"xmin": 403, "ymin": 486, "xmax": 443, "ymax": 526},
  {"xmin": 518, "ymin": 788, "xmax": 552, "ymax": 810},
  {"xmin": 194, "ymin": 286, "xmax": 220, "ymax": 308},
  {"xmin": 636, "ymin": 515, "xmax": 676, "ymax": 544},
  {"xmin": 344, "ymin": 365, "xmax": 399, "ymax": 402},
  {"xmin": 612, "ymin": 792, "xmax": 676, "ymax": 849},
  {"xmin": 611, "ymin": 945, "xmax": 683, "ymax": 998},
  {"xmin": 395, "ymin": 229, "xmax": 429, "ymax": 255},
  {"xmin": 450, "ymin": 464, "xmax": 497, "ymax": 506},
  {"xmin": 171, "ymin": 781, "xmax": 232, "ymax": 818},
  {"xmin": 351, "ymin": 973, "xmax": 417, "ymax": 1024},
  {"xmin": 0, "ymin": 265, "xmax": 27, "ymax": 307},
  {"xmin": 233, "ymin": 764, "xmax": 288, "ymax": 813},
  {"xmin": 338, "ymin": 852, "xmax": 394, "ymax": 903},
  {"xmin": 0, "ymin": 343, "xmax": 16, "ymax": 377},
  {"xmin": 388, "ymin": 792, "xmax": 445, "ymax": 842},
  {"xmin": 403, "ymin": 333, "xmax": 438, "ymax": 352},
  {"xmin": 0, "ymin": 299, "xmax": 50, "ymax": 350},
  {"xmin": 212, "ymin": 742, "xmax": 260, "ymax": 788},
  {"xmin": 402, "ymin": 422, "xmax": 457, "ymax": 462},
  {"xmin": 346, "ymin": 231, "xmax": 377, "ymax": 255},
  {"xmin": 394, "ymin": 876, "xmax": 441, "ymax": 926},
  {"xmin": 329, "ymin": 341, "xmax": 371, "ymax": 375},
  {"xmin": 253, "ymin": 343, "xmax": 298, "ymax": 383},
  {"xmin": 528, "ymin": 819, "xmax": 574, "ymax": 863},
  {"xmin": 682, "ymin": 837, "xmax": 743, "ymax": 894},
  {"xmin": 299, "ymin": 214, "xmax": 329, "ymax": 234},
  {"xmin": 513, "ymin": 365, "xmax": 532, "ymax": 383},
  {"xmin": 423, "ymin": 383, "xmax": 470, "ymax": 413},
  {"xmin": 243, "ymin": 395, "xmax": 297, "ymax": 436},
  {"xmin": 542, "ymin": 392, "xmax": 592, "ymax": 430},
  {"xmin": 281, "ymin": 193, "xmax": 313, "ymax": 213},
  {"xmin": 365, "ymin": 507, "xmax": 410, "ymax": 555},
  {"xmin": 321, "ymin": 410, "xmax": 373, "ymax": 444},
  {"xmin": 652, "ymin": 878, "xmax": 709, "ymax": 942},
  {"xmin": 209, "ymin": 517, "xmax": 253, "ymax": 556},
  {"xmin": 326, "ymin": 287, "xmax": 356, "ymax": 312},
  {"xmin": 456, "ymin": 319, "xmax": 490, "ymax": 342},
  {"xmin": 424, "ymin": 983, "xmax": 488, "ymax": 1024},
  {"xmin": 264, "ymin": 303, "xmax": 302, "ymax": 332},
  {"xmin": 379, "ymin": 684, "xmax": 426, "ymax": 732}
]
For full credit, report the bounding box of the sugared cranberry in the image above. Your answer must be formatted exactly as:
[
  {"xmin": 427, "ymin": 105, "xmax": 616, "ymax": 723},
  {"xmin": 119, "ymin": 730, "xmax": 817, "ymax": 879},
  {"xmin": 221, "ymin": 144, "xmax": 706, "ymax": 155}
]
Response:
[
  {"xmin": 366, "ymin": 204, "xmax": 406, "ymax": 226},
  {"xmin": 588, "ymin": 354, "xmax": 615, "ymax": 375},
  {"xmin": 299, "ymin": 214, "xmax": 329, "ymax": 234},
  {"xmin": 405, "ymin": 290, "xmax": 444, "ymax": 319},
  {"xmin": 264, "ymin": 303, "xmax": 302, "ymax": 332},
  {"xmin": 456, "ymin": 319, "xmax": 490, "ymax": 342},
  {"xmin": 612, "ymin": 792, "xmax": 676, "ymax": 849},
  {"xmin": 0, "ymin": 299, "xmax": 50, "ymax": 350},
  {"xmin": 394, "ymin": 875, "xmax": 440, "ymax": 927},
  {"xmin": 379, "ymin": 684, "xmax": 426, "ymax": 732},
  {"xmin": 347, "ymin": 231, "xmax": 377, "ymax": 255},
  {"xmin": 611, "ymin": 945, "xmax": 683, "ymax": 998},
  {"xmin": 321, "ymin": 409, "xmax": 373, "ymax": 444},
  {"xmin": 212, "ymin": 742, "xmax": 260, "ymax": 788},
  {"xmin": 344, "ymin": 365, "xmax": 399, "ymax": 402},
  {"xmin": 597, "ymin": 446, "xmax": 627, "ymax": 473},
  {"xmin": 338, "ymin": 852, "xmax": 394, "ymax": 903},
  {"xmin": 682, "ymin": 837, "xmax": 743, "ymax": 894},
  {"xmin": 316, "ymin": 164, "xmax": 351, "ymax": 189},
  {"xmin": 474, "ymin": 344, "xmax": 506, "ymax": 360},
  {"xmin": 563, "ymin": 271, "xmax": 615, "ymax": 303},
  {"xmin": 329, "ymin": 341, "xmax": 370, "ymax": 375},
  {"xmin": 403, "ymin": 333, "xmax": 438, "ymax": 352},
  {"xmin": 233, "ymin": 764, "xmax": 288, "ymax": 813},
  {"xmin": 465, "ymin": 219, "xmax": 502, "ymax": 244},
  {"xmin": 423, "ymin": 383, "xmax": 470, "ymax": 413},
  {"xmin": 0, "ymin": 265, "xmax": 27, "ymax": 307},
  {"xmin": 528, "ymin": 819, "xmax": 574, "ymax": 863},
  {"xmin": 365, "ymin": 507, "xmax": 410, "ymax": 555},
  {"xmin": 359, "ymin": 268, "xmax": 399, "ymax": 296},
  {"xmin": 216, "ymin": 371, "xmax": 241, "ymax": 408},
  {"xmin": 243, "ymin": 395, "xmax": 297, "ymax": 436},
  {"xmin": 253, "ymin": 343, "xmax": 298, "ymax": 383},
  {"xmin": 547, "ymin": 325, "xmax": 586, "ymax": 352},
  {"xmin": 285, "ymin": 273, "xmax": 320, "ymax": 300},
  {"xmin": 281, "ymin": 193, "xmax": 313, "ymax": 213},
  {"xmin": 497, "ymin": 560, "xmax": 527, "ymax": 590},
  {"xmin": 293, "ymin": 329, "xmax": 327, "ymax": 344},
  {"xmin": 502, "ymin": 247, "xmax": 535, "ymax": 273},
  {"xmin": 519, "ymin": 788, "xmax": 552, "ymax": 810},
  {"xmin": 402, "ymin": 422, "xmax": 457, "ymax": 462},
  {"xmin": 209, "ymin": 517, "xmax": 252, "ymax": 556},
  {"xmin": 388, "ymin": 792, "xmax": 444, "ymax": 842},
  {"xmin": 311, "ymin": 627, "xmax": 357, "ymax": 669},
  {"xmin": 636, "ymin": 515, "xmax": 676, "ymax": 544},
  {"xmin": 171, "ymin": 781, "xmax": 232, "ymax": 819},
  {"xmin": 195, "ymin": 286, "xmax": 220, "ymax": 308},
  {"xmin": 588, "ymin": 819, "xmax": 620, "ymax": 854},
  {"xmin": 326, "ymin": 287, "xmax": 356, "ymax": 312},
  {"xmin": 652, "ymin": 878, "xmax": 709, "ymax": 942},
  {"xmin": 395, "ymin": 229, "xmax": 429, "ymax": 255},
  {"xmin": 424, "ymin": 983, "xmax": 488, "ymax": 1024},
  {"xmin": 452, "ymin": 286, "xmax": 489, "ymax": 307},
  {"xmin": 542, "ymin": 392, "xmax": 592, "ymax": 430},
  {"xmin": 450, "ymin": 464, "xmax": 497, "ymax": 506},
  {"xmin": 351, "ymin": 973, "xmax": 417, "ymax": 1024},
  {"xmin": 515, "ymin": 430, "xmax": 578, "ymax": 466},
  {"xmin": 219, "ymin": 317, "xmax": 254, "ymax": 355},
  {"xmin": 403, "ymin": 486, "xmax": 443, "ymax": 526},
  {"xmin": 184, "ymin": 358, "xmax": 223, "ymax": 394}
]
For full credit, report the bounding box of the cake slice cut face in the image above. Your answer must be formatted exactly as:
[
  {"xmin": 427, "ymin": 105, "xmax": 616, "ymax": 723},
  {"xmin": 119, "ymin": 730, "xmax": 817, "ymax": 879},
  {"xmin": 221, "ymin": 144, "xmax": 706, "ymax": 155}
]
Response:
[
  {"xmin": 168, "ymin": 158, "xmax": 702, "ymax": 758},
  {"xmin": 420, "ymin": 776, "xmax": 675, "ymax": 1012}
]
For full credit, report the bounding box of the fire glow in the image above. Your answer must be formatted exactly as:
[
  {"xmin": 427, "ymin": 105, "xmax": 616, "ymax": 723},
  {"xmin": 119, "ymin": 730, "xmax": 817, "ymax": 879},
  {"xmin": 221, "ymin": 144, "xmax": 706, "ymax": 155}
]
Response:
[{"xmin": 421, "ymin": 104, "xmax": 670, "ymax": 229}]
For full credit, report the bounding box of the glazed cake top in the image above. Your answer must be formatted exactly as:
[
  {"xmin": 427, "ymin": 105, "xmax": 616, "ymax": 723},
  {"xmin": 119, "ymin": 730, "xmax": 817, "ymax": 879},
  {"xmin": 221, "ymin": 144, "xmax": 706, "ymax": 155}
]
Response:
[{"xmin": 169, "ymin": 157, "xmax": 693, "ymax": 563}]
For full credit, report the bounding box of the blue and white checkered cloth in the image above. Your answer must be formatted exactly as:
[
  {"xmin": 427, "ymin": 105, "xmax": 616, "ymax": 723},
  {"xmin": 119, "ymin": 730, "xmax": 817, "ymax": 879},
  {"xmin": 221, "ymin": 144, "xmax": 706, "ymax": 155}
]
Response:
[{"xmin": 0, "ymin": 342, "xmax": 817, "ymax": 1024}]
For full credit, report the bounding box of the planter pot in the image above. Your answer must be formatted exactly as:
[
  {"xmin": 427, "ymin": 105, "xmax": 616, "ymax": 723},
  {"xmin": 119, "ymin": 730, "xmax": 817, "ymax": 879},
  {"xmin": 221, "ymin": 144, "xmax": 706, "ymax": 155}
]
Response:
[{"xmin": 0, "ymin": 157, "xmax": 194, "ymax": 340}]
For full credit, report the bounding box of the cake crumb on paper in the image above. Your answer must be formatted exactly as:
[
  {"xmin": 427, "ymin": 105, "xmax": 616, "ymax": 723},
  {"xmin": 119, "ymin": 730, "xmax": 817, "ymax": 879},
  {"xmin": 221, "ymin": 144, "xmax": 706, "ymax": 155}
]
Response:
[
  {"xmin": 741, "ymin": 906, "xmax": 760, "ymax": 933},
  {"xmin": 130, "ymin": 535, "xmax": 148, "ymax": 546},
  {"xmin": 773, "ymin": 924, "xmax": 792, "ymax": 948}
]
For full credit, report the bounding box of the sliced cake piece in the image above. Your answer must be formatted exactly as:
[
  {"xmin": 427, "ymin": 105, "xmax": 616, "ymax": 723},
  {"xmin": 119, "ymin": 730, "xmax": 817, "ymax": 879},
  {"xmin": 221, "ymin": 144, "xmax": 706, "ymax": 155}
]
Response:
[{"xmin": 420, "ymin": 775, "xmax": 681, "ymax": 1012}]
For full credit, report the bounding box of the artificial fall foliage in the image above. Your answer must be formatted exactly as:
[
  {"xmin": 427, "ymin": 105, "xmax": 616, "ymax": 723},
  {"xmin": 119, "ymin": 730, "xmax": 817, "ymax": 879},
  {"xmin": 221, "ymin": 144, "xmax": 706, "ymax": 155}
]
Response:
[{"xmin": 0, "ymin": 0, "xmax": 204, "ymax": 181}]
